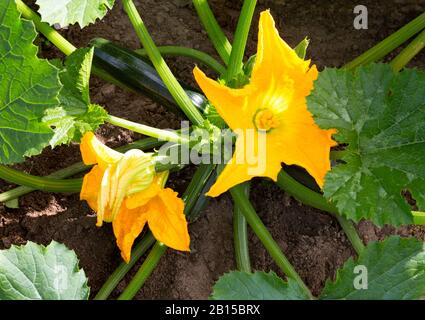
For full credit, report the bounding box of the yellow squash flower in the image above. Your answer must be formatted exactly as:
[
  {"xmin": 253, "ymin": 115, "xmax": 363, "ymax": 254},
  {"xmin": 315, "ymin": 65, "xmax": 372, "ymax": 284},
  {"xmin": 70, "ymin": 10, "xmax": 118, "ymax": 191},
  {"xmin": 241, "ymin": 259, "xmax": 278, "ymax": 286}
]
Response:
[
  {"xmin": 193, "ymin": 10, "xmax": 337, "ymax": 197},
  {"xmin": 80, "ymin": 132, "xmax": 190, "ymax": 262}
]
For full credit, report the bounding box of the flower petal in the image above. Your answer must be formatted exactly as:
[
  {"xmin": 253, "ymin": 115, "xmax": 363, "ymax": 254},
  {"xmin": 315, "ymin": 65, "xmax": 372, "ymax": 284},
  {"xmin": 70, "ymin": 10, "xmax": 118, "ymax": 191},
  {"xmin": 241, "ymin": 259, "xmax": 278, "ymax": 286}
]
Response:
[
  {"xmin": 126, "ymin": 181, "xmax": 161, "ymax": 209},
  {"xmin": 147, "ymin": 189, "xmax": 190, "ymax": 252},
  {"xmin": 113, "ymin": 205, "xmax": 148, "ymax": 263},
  {"xmin": 206, "ymin": 137, "xmax": 254, "ymax": 197},
  {"xmin": 80, "ymin": 132, "xmax": 122, "ymax": 168},
  {"xmin": 80, "ymin": 165, "xmax": 103, "ymax": 212},
  {"xmin": 269, "ymin": 108, "xmax": 337, "ymax": 188},
  {"xmin": 193, "ymin": 67, "xmax": 254, "ymax": 130},
  {"xmin": 252, "ymin": 10, "xmax": 312, "ymax": 87}
]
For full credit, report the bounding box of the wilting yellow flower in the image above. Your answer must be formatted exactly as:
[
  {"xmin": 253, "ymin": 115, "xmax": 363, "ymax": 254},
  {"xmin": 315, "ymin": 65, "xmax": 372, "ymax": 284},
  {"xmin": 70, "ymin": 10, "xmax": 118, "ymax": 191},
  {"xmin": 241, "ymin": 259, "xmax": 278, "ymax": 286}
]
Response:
[
  {"xmin": 80, "ymin": 132, "xmax": 190, "ymax": 262},
  {"xmin": 194, "ymin": 10, "xmax": 336, "ymax": 197}
]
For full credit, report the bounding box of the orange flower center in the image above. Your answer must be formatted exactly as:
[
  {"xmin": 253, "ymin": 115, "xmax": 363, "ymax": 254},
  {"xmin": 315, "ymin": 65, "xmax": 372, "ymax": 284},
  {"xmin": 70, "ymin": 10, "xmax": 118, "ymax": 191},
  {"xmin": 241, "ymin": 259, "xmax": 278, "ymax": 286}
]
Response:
[{"xmin": 254, "ymin": 109, "xmax": 280, "ymax": 132}]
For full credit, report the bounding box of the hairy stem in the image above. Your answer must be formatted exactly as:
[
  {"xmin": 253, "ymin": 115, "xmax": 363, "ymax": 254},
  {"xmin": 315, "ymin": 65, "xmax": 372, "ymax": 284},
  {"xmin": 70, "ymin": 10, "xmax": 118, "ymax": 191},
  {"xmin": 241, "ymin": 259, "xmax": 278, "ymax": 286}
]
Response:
[{"xmin": 0, "ymin": 165, "xmax": 82, "ymax": 193}]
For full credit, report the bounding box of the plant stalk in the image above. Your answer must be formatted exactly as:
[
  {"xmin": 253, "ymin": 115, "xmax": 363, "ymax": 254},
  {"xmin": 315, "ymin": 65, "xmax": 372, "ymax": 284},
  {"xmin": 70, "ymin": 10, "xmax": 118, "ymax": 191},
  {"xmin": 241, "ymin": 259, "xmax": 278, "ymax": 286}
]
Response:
[
  {"xmin": 230, "ymin": 184, "xmax": 314, "ymax": 299},
  {"xmin": 107, "ymin": 115, "xmax": 189, "ymax": 144},
  {"xmin": 117, "ymin": 241, "xmax": 167, "ymax": 300},
  {"xmin": 94, "ymin": 232, "xmax": 156, "ymax": 300},
  {"xmin": 344, "ymin": 12, "xmax": 425, "ymax": 69},
  {"xmin": 233, "ymin": 183, "xmax": 251, "ymax": 273},
  {"xmin": 15, "ymin": 0, "xmax": 76, "ymax": 56},
  {"xmin": 390, "ymin": 29, "xmax": 425, "ymax": 72},
  {"xmin": 135, "ymin": 46, "xmax": 226, "ymax": 76},
  {"xmin": 0, "ymin": 165, "xmax": 82, "ymax": 193},
  {"xmin": 192, "ymin": 0, "xmax": 232, "ymax": 65},
  {"xmin": 225, "ymin": 0, "xmax": 257, "ymax": 82},
  {"xmin": 122, "ymin": 0, "xmax": 205, "ymax": 126}
]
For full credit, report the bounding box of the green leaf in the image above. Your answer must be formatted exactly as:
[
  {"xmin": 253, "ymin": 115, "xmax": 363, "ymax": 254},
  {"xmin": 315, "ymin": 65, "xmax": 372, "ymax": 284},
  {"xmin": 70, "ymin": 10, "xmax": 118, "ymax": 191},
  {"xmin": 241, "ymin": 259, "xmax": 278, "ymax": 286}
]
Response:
[
  {"xmin": 0, "ymin": 241, "xmax": 89, "ymax": 300},
  {"xmin": 0, "ymin": 0, "xmax": 61, "ymax": 164},
  {"xmin": 308, "ymin": 64, "xmax": 425, "ymax": 226},
  {"xmin": 43, "ymin": 104, "xmax": 108, "ymax": 146},
  {"xmin": 320, "ymin": 236, "xmax": 425, "ymax": 300},
  {"xmin": 36, "ymin": 0, "xmax": 115, "ymax": 28},
  {"xmin": 211, "ymin": 271, "xmax": 310, "ymax": 300},
  {"xmin": 44, "ymin": 48, "xmax": 107, "ymax": 146},
  {"xmin": 60, "ymin": 47, "xmax": 94, "ymax": 111}
]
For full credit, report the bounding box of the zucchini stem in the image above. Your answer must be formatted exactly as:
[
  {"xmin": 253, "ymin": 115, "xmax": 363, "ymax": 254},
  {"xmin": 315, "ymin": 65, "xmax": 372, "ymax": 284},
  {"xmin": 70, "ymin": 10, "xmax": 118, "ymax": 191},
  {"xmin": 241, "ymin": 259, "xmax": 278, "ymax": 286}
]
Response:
[
  {"xmin": 233, "ymin": 183, "xmax": 252, "ymax": 273},
  {"xmin": 230, "ymin": 184, "xmax": 314, "ymax": 299},
  {"xmin": 344, "ymin": 12, "xmax": 425, "ymax": 69},
  {"xmin": 225, "ymin": 0, "xmax": 257, "ymax": 83},
  {"xmin": 15, "ymin": 0, "xmax": 76, "ymax": 56},
  {"xmin": 107, "ymin": 115, "xmax": 189, "ymax": 144},
  {"xmin": 122, "ymin": 0, "xmax": 205, "ymax": 126},
  {"xmin": 94, "ymin": 232, "xmax": 156, "ymax": 300},
  {"xmin": 135, "ymin": 46, "xmax": 226, "ymax": 76},
  {"xmin": 390, "ymin": 28, "xmax": 425, "ymax": 72},
  {"xmin": 192, "ymin": 0, "xmax": 232, "ymax": 65}
]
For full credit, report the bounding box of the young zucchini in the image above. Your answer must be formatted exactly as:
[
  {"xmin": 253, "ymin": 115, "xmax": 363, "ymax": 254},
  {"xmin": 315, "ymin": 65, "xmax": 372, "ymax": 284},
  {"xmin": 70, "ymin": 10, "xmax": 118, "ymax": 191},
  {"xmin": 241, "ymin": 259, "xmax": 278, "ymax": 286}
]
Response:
[{"xmin": 91, "ymin": 38, "xmax": 208, "ymax": 118}]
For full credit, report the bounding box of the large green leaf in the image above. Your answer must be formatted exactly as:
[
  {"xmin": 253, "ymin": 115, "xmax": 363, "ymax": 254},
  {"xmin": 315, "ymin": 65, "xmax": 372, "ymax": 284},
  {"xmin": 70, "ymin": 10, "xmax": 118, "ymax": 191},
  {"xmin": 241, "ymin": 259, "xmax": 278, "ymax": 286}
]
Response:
[
  {"xmin": 0, "ymin": 241, "xmax": 89, "ymax": 300},
  {"xmin": 0, "ymin": 0, "xmax": 60, "ymax": 164},
  {"xmin": 308, "ymin": 64, "xmax": 425, "ymax": 226},
  {"xmin": 44, "ymin": 48, "xmax": 108, "ymax": 146},
  {"xmin": 36, "ymin": 0, "xmax": 115, "ymax": 28},
  {"xmin": 211, "ymin": 271, "xmax": 309, "ymax": 300},
  {"xmin": 320, "ymin": 236, "xmax": 425, "ymax": 300}
]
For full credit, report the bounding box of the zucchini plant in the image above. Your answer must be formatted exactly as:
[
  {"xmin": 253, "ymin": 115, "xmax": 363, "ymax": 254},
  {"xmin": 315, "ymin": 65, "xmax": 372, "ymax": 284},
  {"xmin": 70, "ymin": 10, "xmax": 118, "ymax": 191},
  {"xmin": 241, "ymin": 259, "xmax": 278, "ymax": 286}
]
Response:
[{"xmin": 1, "ymin": 0, "xmax": 425, "ymax": 300}]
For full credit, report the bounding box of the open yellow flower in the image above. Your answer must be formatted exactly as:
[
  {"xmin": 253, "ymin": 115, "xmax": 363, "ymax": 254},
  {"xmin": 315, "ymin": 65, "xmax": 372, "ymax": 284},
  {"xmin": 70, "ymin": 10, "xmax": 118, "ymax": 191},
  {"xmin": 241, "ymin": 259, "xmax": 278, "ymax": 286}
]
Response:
[
  {"xmin": 194, "ymin": 10, "xmax": 337, "ymax": 197},
  {"xmin": 80, "ymin": 132, "xmax": 190, "ymax": 262}
]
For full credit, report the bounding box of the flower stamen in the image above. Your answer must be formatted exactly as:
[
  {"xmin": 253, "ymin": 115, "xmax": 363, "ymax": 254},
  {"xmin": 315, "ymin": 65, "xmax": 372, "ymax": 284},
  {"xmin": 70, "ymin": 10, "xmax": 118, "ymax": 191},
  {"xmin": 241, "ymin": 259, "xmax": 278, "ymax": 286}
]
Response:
[{"xmin": 254, "ymin": 108, "xmax": 280, "ymax": 132}]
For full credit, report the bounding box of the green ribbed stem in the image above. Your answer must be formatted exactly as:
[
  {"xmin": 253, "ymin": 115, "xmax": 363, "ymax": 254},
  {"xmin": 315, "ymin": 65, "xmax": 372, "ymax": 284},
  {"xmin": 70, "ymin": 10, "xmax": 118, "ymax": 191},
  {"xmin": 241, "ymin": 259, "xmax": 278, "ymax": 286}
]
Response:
[
  {"xmin": 122, "ymin": 0, "xmax": 204, "ymax": 126},
  {"xmin": 233, "ymin": 183, "xmax": 251, "ymax": 272},
  {"xmin": 192, "ymin": 0, "xmax": 232, "ymax": 65},
  {"xmin": 344, "ymin": 12, "xmax": 425, "ymax": 69},
  {"xmin": 390, "ymin": 28, "xmax": 425, "ymax": 72},
  {"xmin": 16, "ymin": 0, "xmax": 76, "ymax": 56},
  {"xmin": 117, "ymin": 241, "xmax": 167, "ymax": 300},
  {"xmin": 0, "ymin": 165, "xmax": 82, "ymax": 193},
  {"xmin": 225, "ymin": 0, "xmax": 257, "ymax": 82},
  {"xmin": 94, "ymin": 232, "xmax": 156, "ymax": 300},
  {"xmin": 230, "ymin": 184, "xmax": 314, "ymax": 299},
  {"xmin": 135, "ymin": 46, "xmax": 226, "ymax": 76},
  {"xmin": 107, "ymin": 115, "xmax": 188, "ymax": 144}
]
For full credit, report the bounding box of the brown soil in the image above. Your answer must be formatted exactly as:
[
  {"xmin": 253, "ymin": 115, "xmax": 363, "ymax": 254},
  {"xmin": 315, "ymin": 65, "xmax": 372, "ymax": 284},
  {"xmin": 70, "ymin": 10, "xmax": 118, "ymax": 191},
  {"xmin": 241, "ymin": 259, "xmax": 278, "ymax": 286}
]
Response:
[{"xmin": 1, "ymin": 0, "xmax": 425, "ymax": 299}]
